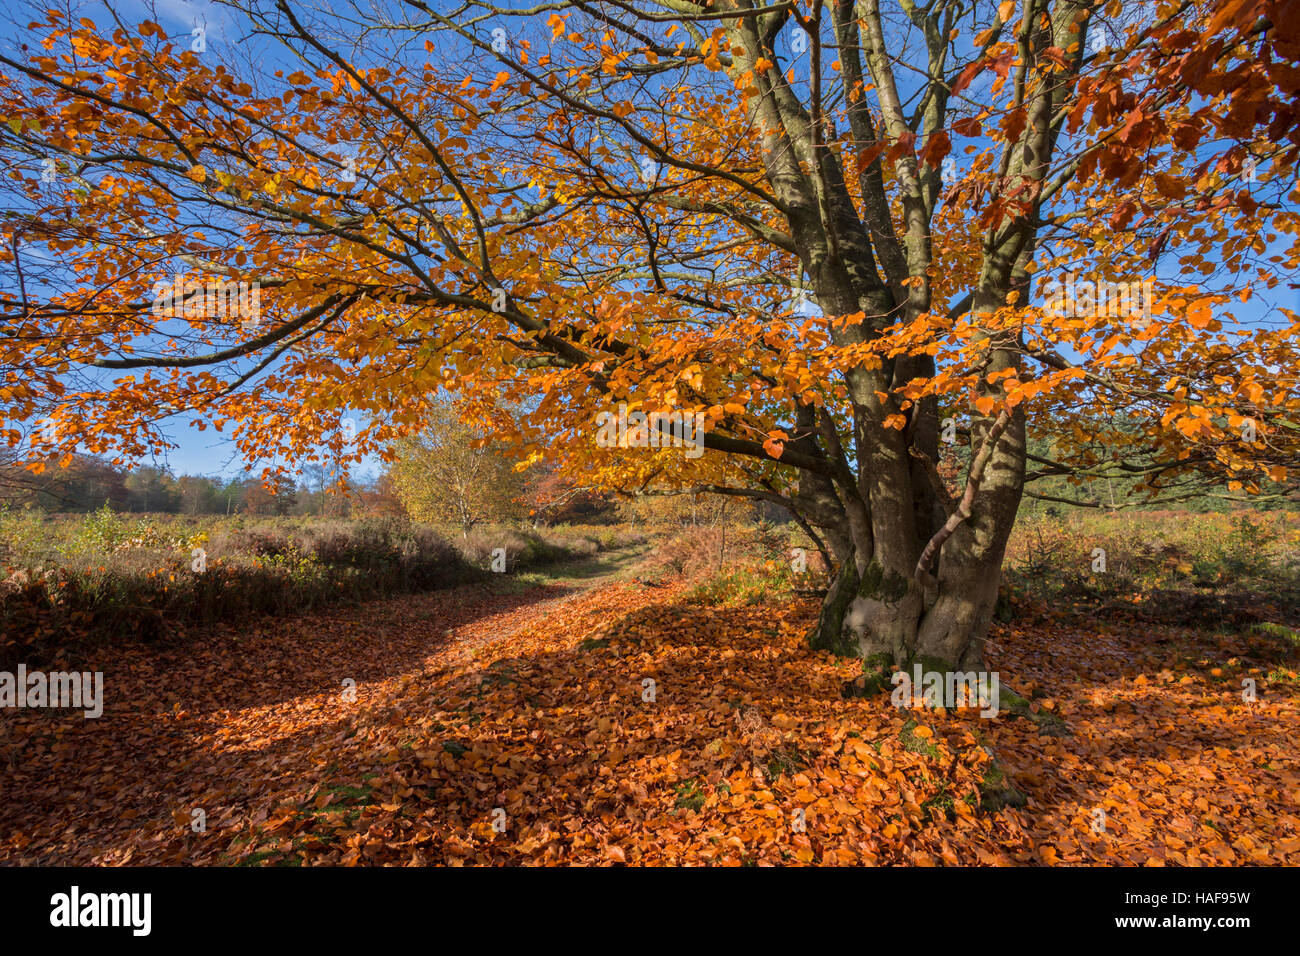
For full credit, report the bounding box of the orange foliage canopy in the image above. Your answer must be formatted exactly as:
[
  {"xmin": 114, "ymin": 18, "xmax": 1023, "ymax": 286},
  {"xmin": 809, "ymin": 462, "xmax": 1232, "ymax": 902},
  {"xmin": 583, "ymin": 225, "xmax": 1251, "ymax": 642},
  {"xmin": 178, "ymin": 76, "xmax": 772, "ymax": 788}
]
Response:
[{"xmin": 0, "ymin": 0, "xmax": 1295, "ymax": 503}]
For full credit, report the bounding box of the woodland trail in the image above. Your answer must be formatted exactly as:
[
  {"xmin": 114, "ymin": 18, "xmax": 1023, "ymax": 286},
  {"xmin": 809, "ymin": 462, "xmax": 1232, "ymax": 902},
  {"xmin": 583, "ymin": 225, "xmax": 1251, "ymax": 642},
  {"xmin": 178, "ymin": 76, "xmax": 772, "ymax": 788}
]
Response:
[
  {"xmin": 2, "ymin": 550, "xmax": 1298, "ymax": 865},
  {"xmin": 0, "ymin": 547, "xmax": 655, "ymax": 864}
]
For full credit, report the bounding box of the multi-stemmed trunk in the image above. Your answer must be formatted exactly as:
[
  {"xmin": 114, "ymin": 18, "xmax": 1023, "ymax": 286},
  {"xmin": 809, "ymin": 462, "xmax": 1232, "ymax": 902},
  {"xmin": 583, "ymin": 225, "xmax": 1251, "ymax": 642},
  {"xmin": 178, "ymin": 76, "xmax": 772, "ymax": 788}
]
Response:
[
  {"xmin": 703, "ymin": 0, "xmax": 1084, "ymax": 675},
  {"xmin": 805, "ymin": 409, "xmax": 1026, "ymax": 673}
]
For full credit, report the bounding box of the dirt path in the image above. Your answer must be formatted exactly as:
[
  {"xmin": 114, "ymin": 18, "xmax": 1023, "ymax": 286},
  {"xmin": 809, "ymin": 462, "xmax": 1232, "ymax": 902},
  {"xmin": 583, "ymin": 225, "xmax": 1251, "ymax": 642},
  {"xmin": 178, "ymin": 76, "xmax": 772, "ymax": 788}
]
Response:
[{"xmin": 0, "ymin": 548, "xmax": 660, "ymax": 865}]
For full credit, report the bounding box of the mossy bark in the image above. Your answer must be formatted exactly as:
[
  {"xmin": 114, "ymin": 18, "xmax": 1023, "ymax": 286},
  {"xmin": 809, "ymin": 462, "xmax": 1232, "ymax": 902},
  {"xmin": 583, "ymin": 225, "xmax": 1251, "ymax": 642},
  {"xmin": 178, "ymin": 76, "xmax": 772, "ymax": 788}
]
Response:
[{"xmin": 808, "ymin": 403, "xmax": 1025, "ymax": 675}]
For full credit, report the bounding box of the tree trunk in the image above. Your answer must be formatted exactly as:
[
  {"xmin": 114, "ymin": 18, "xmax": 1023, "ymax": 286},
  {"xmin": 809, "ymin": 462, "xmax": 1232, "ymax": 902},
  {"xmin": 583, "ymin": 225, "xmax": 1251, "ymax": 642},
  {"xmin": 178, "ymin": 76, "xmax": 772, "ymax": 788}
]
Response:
[
  {"xmin": 705, "ymin": 0, "xmax": 1048, "ymax": 679},
  {"xmin": 808, "ymin": 407, "xmax": 1025, "ymax": 673},
  {"xmin": 810, "ymin": 534, "xmax": 1006, "ymax": 673}
]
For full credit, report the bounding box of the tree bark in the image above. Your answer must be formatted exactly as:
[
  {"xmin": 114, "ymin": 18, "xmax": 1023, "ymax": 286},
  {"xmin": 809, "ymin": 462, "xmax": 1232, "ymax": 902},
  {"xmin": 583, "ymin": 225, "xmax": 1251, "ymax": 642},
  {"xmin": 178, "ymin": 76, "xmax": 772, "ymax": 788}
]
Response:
[{"xmin": 718, "ymin": 0, "xmax": 1083, "ymax": 674}]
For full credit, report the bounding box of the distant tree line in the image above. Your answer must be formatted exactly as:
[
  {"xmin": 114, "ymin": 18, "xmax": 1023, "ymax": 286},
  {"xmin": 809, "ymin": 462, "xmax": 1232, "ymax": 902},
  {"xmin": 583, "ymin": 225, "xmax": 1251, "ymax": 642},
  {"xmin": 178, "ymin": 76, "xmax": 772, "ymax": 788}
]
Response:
[
  {"xmin": 0, "ymin": 447, "xmax": 619, "ymax": 525},
  {"xmin": 0, "ymin": 455, "xmax": 401, "ymax": 516}
]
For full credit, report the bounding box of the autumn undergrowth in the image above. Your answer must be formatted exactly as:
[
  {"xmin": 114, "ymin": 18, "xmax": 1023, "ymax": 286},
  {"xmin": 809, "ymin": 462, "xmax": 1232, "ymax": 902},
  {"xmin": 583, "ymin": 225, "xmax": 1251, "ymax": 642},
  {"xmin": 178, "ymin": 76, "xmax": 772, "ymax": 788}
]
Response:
[
  {"xmin": 638, "ymin": 522, "xmax": 828, "ymax": 607},
  {"xmin": 0, "ymin": 508, "xmax": 647, "ymax": 667},
  {"xmin": 1002, "ymin": 510, "xmax": 1300, "ymax": 631},
  {"xmin": 457, "ymin": 522, "xmax": 646, "ymax": 570}
]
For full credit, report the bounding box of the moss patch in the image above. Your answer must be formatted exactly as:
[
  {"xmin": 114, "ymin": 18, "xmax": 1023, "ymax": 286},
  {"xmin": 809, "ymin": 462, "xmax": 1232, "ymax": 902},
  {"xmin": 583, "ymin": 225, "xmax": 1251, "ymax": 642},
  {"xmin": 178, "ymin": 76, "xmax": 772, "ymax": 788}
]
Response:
[
  {"xmin": 902, "ymin": 653, "xmax": 955, "ymax": 674},
  {"xmin": 841, "ymin": 652, "xmax": 897, "ymax": 698},
  {"xmin": 898, "ymin": 718, "xmax": 941, "ymax": 759},
  {"xmin": 858, "ymin": 560, "xmax": 910, "ymax": 604},
  {"xmin": 978, "ymin": 762, "xmax": 1028, "ymax": 811},
  {"xmin": 1000, "ymin": 687, "xmax": 1070, "ymax": 736},
  {"xmin": 807, "ymin": 565, "xmax": 860, "ymax": 657}
]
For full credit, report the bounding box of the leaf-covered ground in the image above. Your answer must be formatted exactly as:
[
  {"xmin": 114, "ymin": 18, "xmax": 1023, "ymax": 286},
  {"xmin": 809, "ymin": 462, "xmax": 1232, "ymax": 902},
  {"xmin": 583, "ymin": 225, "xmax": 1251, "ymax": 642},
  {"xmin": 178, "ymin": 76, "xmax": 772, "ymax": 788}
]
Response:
[{"xmin": 2, "ymin": 566, "xmax": 1298, "ymax": 865}]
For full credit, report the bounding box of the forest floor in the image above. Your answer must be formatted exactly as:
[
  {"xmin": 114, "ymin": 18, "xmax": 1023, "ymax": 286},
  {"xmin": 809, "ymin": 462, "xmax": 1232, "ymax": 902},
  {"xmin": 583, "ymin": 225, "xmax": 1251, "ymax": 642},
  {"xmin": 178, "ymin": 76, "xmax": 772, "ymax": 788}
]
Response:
[{"xmin": 2, "ymin": 545, "xmax": 1298, "ymax": 865}]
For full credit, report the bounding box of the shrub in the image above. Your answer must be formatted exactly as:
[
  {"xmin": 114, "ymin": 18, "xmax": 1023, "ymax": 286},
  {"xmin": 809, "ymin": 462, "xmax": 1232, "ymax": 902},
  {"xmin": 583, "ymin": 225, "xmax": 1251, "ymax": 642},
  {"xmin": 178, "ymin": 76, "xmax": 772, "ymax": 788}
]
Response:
[
  {"xmin": 0, "ymin": 514, "xmax": 647, "ymax": 666},
  {"xmin": 0, "ymin": 517, "xmax": 481, "ymax": 668}
]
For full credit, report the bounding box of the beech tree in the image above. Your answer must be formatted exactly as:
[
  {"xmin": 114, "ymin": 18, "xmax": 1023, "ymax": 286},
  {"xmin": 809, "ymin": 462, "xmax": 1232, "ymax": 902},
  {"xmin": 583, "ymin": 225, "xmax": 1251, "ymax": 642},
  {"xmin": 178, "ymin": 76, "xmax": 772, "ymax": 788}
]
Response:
[
  {"xmin": 1, "ymin": 0, "xmax": 1296, "ymax": 674},
  {"xmin": 389, "ymin": 403, "xmax": 528, "ymax": 533}
]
